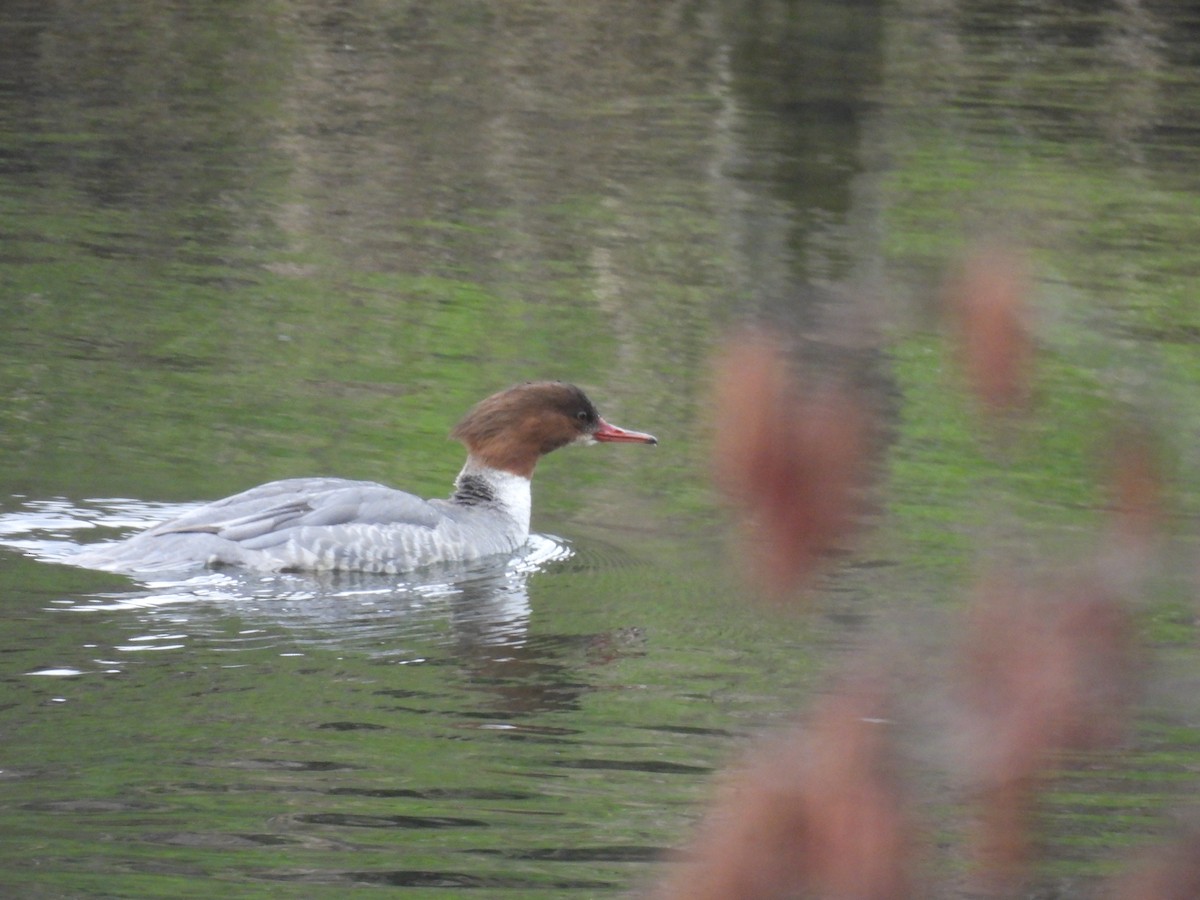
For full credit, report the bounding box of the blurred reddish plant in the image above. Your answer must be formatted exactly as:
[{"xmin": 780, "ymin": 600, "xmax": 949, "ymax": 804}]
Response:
[
  {"xmin": 711, "ymin": 330, "xmax": 870, "ymax": 595},
  {"xmin": 956, "ymin": 571, "xmax": 1140, "ymax": 882},
  {"xmin": 680, "ymin": 246, "xmax": 1175, "ymax": 897},
  {"xmin": 943, "ymin": 244, "xmax": 1034, "ymax": 414},
  {"xmin": 654, "ymin": 675, "xmax": 913, "ymax": 900},
  {"xmin": 1107, "ymin": 828, "xmax": 1200, "ymax": 899},
  {"xmin": 1104, "ymin": 426, "xmax": 1166, "ymax": 560}
]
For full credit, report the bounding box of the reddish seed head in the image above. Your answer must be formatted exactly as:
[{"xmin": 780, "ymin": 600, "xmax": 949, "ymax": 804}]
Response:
[
  {"xmin": 654, "ymin": 675, "xmax": 913, "ymax": 900},
  {"xmin": 1107, "ymin": 829, "xmax": 1200, "ymax": 900},
  {"xmin": 957, "ymin": 572, "xmax": 1139, "ymax": 880},
  {"xmin": 943, "ymin": 244, "xmax": 1034, "ymax": 414},
  {"xmin": 711, "ymin": 331, "xmax": 870, "ymax": 595},
  {"xmin": 1105, "ymin": 426, "xmax": 1165, "ymax": 555}
]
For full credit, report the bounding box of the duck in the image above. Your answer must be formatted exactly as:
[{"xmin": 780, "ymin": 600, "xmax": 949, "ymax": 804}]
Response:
[{"xmin": 71, "ymin": 382, "xmax": 657, "ymax": 574}]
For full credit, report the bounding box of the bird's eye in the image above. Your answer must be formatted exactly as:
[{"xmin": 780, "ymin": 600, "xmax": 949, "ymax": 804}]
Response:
[{"xmin": 576, "ymin": 410, "xmax": 592, "ymax": 424}]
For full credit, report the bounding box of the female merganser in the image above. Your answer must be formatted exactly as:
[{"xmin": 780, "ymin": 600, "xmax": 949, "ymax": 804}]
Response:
[{"xmin": 72, "ymin": 382, "xmax": 657, "ymax": 574}]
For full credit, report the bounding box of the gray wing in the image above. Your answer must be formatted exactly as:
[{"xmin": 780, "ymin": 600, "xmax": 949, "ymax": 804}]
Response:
[{"xmin": 146, "ymin": 477, "xmax": 445, "ymax": 551}]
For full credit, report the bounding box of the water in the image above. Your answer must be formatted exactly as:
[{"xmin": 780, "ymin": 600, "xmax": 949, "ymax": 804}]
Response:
[
  {"xmin": 0, "ymin": 498, "xmax": 776, "ymax": 897},
  {"xmin": 2, "ymin": 1, "xmax": 1200, "ymax": 896}
]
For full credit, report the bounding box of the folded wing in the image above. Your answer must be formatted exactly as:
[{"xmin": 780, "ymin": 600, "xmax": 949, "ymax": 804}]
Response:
[{"xmin": 146, "ymin": 478, "xmax": 445, "ymax": 551}]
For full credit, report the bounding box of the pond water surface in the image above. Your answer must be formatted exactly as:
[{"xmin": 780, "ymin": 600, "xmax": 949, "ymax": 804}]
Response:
[{"xmin": 3, "ymin": 2, "xmax": 1200, "ymax": 897}]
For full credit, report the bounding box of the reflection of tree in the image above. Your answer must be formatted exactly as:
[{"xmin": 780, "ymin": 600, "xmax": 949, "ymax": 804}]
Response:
[
  {"xmin": 276, "ymin": 2, "xmax": 720, "ymax": 274},
  {"xmin": 23, "ymin": 1, "xmax": 287, "ymax": 250},
  {"xmin": 712, "ymin": 1, "xmax": 885, "ymax": 298}
]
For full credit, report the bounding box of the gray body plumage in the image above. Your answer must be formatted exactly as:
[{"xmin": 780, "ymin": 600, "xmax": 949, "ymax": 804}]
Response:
[{"xmin": 72, "ymin": 469, "xmax": 531, "ymax": 575}]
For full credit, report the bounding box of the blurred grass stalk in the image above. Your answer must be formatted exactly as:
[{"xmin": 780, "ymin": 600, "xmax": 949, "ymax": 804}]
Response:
[{"xmin": 651, "ymin": 243, "xmax": 1192, "ymax": 898}]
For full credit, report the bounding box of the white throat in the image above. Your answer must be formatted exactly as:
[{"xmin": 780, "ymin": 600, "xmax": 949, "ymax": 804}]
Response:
[{"xmin": 455, "ymin": 458, "xmax": 532, "ymax": 534}]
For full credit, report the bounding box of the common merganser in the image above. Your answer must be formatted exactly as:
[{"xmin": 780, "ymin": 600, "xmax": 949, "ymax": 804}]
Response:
[{"xmin": 71, "ymin": 382, "xmax": 657, "ymax": 574}]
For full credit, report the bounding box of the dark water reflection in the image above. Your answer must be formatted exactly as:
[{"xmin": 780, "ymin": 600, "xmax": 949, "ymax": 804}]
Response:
[{"xmin": 3, "ymin": 0, "xmax": 1200, "ymax": 896}]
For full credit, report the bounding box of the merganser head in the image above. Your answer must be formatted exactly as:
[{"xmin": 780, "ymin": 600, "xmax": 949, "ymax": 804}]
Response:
[{"xmin": 451, "ymin": 381, "xmax": 657, "ymax": 477}]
